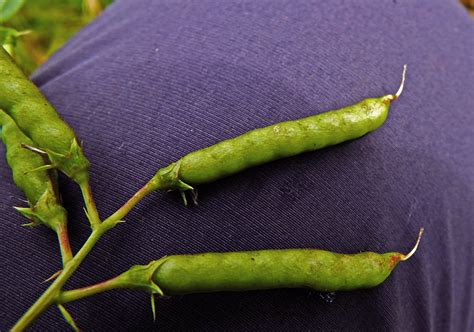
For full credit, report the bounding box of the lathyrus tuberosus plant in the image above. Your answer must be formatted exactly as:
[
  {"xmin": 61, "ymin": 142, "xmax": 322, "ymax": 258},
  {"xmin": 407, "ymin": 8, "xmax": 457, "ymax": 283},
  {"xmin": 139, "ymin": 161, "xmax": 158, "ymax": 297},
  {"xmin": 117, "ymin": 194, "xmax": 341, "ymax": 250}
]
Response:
[{"xmin": 0, "ymin": 48, "xmax": 423, "ymax": 331}]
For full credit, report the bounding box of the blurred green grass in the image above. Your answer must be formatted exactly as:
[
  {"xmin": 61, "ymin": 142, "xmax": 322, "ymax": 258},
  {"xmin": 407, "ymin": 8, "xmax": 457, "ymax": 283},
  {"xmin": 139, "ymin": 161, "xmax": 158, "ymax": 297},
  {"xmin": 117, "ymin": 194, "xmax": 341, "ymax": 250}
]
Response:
[
  {"xmin": 2, "ymin": 0, "xmax": 113, "ymax": 75},
  {"xmin": 2, "ymin": 0, "xmax": 472, "ymax": 76}
]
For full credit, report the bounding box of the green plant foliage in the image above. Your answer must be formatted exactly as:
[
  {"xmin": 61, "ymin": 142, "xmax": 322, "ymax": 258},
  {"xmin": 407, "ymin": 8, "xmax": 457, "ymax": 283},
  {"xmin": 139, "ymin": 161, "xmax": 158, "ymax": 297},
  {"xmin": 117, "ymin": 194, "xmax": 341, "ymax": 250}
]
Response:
[
  {"xmin": 0, "ymin": 26, "xmax": 28, "ymax": 46},
  {"xmin": 0, "ymin": 26, "xmax": 19, "ymax": 44},
  {"xmin": 0, "ymin": 0, "xmax": 25, "ymax": 22},
  {"xmin": 2, "ymin": 0, "xmax": 113, "ymax": 74}
]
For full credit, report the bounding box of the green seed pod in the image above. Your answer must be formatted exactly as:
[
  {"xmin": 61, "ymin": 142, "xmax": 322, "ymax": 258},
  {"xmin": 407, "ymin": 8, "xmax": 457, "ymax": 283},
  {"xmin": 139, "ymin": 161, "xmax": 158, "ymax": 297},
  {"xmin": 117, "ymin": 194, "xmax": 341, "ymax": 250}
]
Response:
[
  {"xmin": 112, "ymin": 228, "xmax": 423, "ymax": 296},
  {"xmin": 150, "ymin": 66, "xmax": 407, "ymax": 199},
  {"xmin": 0, "ymin": 47, "xmax": 89, "ymax": 184},
  {"xmin": 0, "ymin": 109, "xmax": 67, "ymax": 230},
  {"xmin": 55, "ymin": 229, "xmax": 423, "ymax": 321},
  {"xmin": 153, "ymin": 251, "xmax": 399, "ymax": 294}
]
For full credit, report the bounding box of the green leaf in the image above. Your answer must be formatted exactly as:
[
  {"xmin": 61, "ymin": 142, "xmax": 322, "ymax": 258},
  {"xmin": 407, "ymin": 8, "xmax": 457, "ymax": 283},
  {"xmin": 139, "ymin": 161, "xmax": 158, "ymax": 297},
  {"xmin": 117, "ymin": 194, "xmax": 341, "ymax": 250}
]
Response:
[{"xmin": 0, "ymin": 0, "xmax": 26, "ymax": 22}]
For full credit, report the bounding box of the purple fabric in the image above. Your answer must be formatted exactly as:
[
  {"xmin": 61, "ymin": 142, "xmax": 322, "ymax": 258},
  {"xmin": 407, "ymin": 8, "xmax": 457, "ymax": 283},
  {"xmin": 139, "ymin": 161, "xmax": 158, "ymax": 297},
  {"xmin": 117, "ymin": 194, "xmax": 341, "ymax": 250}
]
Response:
[{"xmin": 1, "ymin": 0, "xmax": 473, "ymax": 330}]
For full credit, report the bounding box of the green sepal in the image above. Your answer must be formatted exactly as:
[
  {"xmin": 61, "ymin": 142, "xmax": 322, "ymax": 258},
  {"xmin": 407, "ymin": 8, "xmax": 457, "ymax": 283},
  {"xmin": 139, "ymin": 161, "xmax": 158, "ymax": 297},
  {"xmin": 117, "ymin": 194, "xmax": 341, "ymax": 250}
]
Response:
[
  {"xmin": 151, "ymin": 293, "xmax": 157, "ymax": 321},
  {"xmin": 82, "ymin": 207, "xmax": 92, "ymax": 225},
  {"xmin": 114, "ymin": 258, "xmax": 168, "ymax": 295},
  {"xmin": 58, "ymin": 304, "xmax": 80, "ymax": 332},
  {"xmin": 180, "ymin": 191, "xmax": 188, "ymax": 206},
  {"xmin": 24, "ymin": 164, "xmax": 56, "ymax": 174},
  {"xmin": 0, "ymin": 27, "xmax": 29, "ymax": 47},
  {"xmin": 21, "ymin": 222, "xmax": 39, "ymax": 227},
  {"xmin": 15, "ymin": 208, "xmax": 41, "ymax": 227},
  {"xmin": 15, "ymin": 207, "xmax": 41, "ymax": 227},
  {"xmin": 46, "ymin": 138, "xmax": 90, "ymax": 184},
  {"xmin": 150, "ymin": 161, "xmax": 193, "ymax": 193},
  {"xmin": 14, "ymin": 188, "xmax": 67, "ymax": 231},
  {"xmin": 15, "ymin": 206, "xmax": 38, "ymax": 219}
]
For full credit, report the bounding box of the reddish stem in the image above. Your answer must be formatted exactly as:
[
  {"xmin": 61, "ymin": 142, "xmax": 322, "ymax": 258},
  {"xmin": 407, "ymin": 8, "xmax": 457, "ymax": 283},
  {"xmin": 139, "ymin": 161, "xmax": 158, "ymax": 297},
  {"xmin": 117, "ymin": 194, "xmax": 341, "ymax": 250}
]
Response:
[
  {"xmin": 105, "ymin": 181, "xmax": 155, "ymax": 222},
  {"xmin": 56, "ymin": 223, "xmax": 73, "ymax": 266},
  {"xmin": 57, "ymin": 276, "xmax": 122, "ymax": 304}
]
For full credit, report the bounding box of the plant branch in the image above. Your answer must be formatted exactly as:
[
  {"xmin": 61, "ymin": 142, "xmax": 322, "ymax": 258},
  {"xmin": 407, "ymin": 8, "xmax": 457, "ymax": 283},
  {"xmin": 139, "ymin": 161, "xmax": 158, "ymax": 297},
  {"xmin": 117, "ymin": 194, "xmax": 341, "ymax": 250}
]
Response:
[
  {"xmin": 56, "ymin": 223, "xmax": 73, "ymax": 266},
  {"xmin": 12, "ymin": 178, "xmax": 155, "ymax": 330},
  {"xmin": 78, "ymin": 179, "xmax": 101, "ymax": 229},
  {"xmin": 105, "ymin": 180, "xmax": 155, "ymax": 222},
  {"xmin": 12, "ymin": 219, "xmax": 118, "ymax": 330},
  {"xmin": 12, "ymin": 228, "xmax": 104, "ymax": 331},
  {"xmin": 57, "ymin": 276, "xmax": 123, "ymax": 304}
]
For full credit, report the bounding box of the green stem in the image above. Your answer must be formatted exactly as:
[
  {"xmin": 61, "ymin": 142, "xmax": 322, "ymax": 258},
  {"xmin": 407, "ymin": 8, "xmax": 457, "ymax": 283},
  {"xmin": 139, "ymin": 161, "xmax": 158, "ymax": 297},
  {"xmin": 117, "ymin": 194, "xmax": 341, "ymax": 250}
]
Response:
[
  {"xmin": 12, "ymin": 228, "xmax": 101, "ymax": 331},
  {"xmin": 105, "ymin": 180, "xmax": 155, "ymax": 222},
  {"xmin": 12, "ymin": 179, "xmax": 156, "ymax": 330},
  {"xmin": 56, "ymin": 223, "xmax": 73, "ymax": 266},
  {"xmin": 57, "ymin": 276, "xmax": 123, "ymax": 304},
  {"xmin": 12, "ymin": 220, "xmax": 118, "ymax": 331},
  {"xmin": 78, "ymin": 179, "xmax": 101, "ymax": 229}
]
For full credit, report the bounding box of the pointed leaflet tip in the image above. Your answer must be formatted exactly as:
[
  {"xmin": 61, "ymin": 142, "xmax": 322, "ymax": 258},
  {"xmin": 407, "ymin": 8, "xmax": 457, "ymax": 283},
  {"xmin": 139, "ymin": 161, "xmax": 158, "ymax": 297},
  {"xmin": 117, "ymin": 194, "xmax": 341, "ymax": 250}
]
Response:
[{"xmin": 58, "ymin": 304, "xmax": 80, "ymax": 332}]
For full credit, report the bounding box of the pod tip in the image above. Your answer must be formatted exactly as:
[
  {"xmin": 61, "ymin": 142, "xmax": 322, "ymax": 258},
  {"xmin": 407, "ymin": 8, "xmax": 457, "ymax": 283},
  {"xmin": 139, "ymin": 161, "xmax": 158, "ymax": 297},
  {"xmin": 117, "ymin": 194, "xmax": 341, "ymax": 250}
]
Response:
[
  {"xmin": 386, "ymin": 64, "xmax": 407, "ymax": 102},
  {"xmin": 401, "ymin": 227, "xmax": 424, "ymax": 261}
]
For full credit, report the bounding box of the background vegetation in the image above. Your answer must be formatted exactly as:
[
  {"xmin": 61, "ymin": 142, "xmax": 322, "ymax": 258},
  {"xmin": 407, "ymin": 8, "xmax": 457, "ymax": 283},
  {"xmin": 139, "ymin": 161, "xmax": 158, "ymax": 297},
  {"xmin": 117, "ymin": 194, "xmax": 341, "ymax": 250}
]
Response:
[
  {"xmin": 0, "ymin": 0, "xmax": 113, "ymax": 75},
  {"xmin": 0, "ymin": 0, "xmax": 472, "ymax": 76}
]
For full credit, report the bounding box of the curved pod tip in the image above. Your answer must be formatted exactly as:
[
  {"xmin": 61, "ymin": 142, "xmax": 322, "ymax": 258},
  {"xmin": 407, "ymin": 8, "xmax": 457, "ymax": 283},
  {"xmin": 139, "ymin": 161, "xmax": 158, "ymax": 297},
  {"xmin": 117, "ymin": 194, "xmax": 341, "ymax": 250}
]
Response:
[
  {"xmin": 386, "ymin": 64, "xmax": 407, "ymax": 102},
  {"xmin": 401, "ymin": 227, "xmax": 424, "ymax": 261}
]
